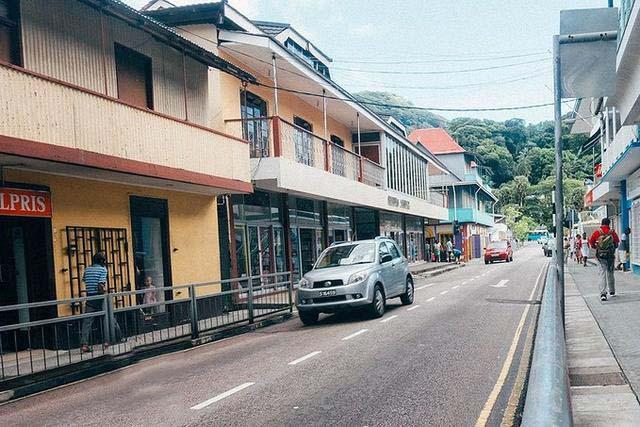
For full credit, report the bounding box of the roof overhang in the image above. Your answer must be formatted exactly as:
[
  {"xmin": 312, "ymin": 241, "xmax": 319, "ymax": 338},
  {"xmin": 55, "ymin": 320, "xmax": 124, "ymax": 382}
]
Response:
[
  {"xmin": 218, "ymin": 30, "xmax": 452, "ymax": 173},
  {"xmin": 601, "ymin": 141, "xmax": 640, "ymax": 183},
  {"xmin": 88, "ymin": 0, "xmax": 255, "ymax": 82}
]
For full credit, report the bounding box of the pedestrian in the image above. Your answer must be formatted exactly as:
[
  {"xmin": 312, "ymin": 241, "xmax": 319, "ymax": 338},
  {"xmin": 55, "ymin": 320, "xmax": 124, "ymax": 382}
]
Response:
[
  {"xmin": 616, "ymin": 227, "xmax": 631, "ymax": 271},
  {"xmin": 452, "ymin": 247, "xmax": 462, "ymax": 264},
  {"xmin": 563, "ymin": 237, "xmax": 570, "ymax": 264},
  {"xmin": 446, "ymin": 239, "xmax": 453, "ymax": 262},
  {"xmin": 142, "ymin": 276, "xmax": 158, "ymax": 314},
  {"xmin": 581, "ymin": 232, "xmax": 589, "ymax": 267},
  {"xmin": 589, "ymin": 218, "xmax": 619, "ymax": 301},
  {"xmin": 569, "ymin": 235, "xmax": 576, "ymax": 261},
  {"xmin": 575, "ymin": 235, "xmax": 583, "ymax": 264},
  {"xmin": 434, "ymin": 241, "xmax": 441, "ymax": 263}
]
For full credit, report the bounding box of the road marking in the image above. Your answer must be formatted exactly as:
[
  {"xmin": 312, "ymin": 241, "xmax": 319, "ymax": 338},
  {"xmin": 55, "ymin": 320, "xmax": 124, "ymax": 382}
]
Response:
[
  {"xmin": 416, "ymin": 283, "xmax": 435, "ymax": 290},
  {"xmin": 490, "ymin": 279, "xmax": 509, "ymax": 288},
  {"xmin": 461, "ymin": 281, "xmax": 468, "ymax": 285},
  {"xmin": 380, "ymin": 315, "xmax": 398, "ymax": 323},
  {"xmin": 407, "ymin": 305, "xmax": 420, "ymax": 311},
  {"xmin": 288, "ymin": 351, "xmax": 322, "ymax": 366},
  {"xmin": 469, "ymin": 278, "xmax": 475, "ymax": 282},
  {"xmin": 440, "ymin": 290, "xmax": 449, "ymax": 295},
  {"xmin": 191, "ymin": 382, "xmax": 255, "ymax": 410},
  {"xmin": 426, "ymin": 297, "xmax": 435, "ymax": 302},
  {"xmin": 475, "ymin": 263, "xmax": 546, "ymax": 426},
  {"xmin": 452, "ymin": 285, "xmax": 460, "ymax": 289},
  {"xmin": 341, "ymin": 329, "xmax": 368, "ymax": 341}
]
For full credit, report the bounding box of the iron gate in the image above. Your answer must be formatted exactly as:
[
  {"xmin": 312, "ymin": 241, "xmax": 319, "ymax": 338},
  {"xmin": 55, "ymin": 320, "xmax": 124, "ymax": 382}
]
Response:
[{"xmin": 65, "ymin": 227, "xmax": 132, "ymax": 313}]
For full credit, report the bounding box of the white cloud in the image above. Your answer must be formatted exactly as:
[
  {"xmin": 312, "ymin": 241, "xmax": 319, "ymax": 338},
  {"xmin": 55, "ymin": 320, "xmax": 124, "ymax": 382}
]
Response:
[{"xmin": 227, "ymin": 0, "xmax": 261, "ymax": 19}]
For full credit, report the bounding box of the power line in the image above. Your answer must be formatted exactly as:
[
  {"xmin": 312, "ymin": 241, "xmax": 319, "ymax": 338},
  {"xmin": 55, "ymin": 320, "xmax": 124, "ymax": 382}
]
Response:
[
  {"xmin": 252, "ymin": 80, "xmax": 561, "ymax": 112},
  {"xmin": 332, "ymin": 51, "xmax": 550, "ymax": 65},
  {"xmin": 331, "ymin": 58, "xmax": 550, "ymax": 75}
]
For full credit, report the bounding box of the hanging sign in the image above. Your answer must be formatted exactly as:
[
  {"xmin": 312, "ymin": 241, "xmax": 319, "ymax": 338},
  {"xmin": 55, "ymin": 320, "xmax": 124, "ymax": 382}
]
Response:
[{"xmin": 0, "ymin": 187, "xmax": 52, "ymax": 217}]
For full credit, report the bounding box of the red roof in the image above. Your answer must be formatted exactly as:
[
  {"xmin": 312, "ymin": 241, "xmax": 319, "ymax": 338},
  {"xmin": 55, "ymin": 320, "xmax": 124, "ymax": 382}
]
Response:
[{"xmin": 408, "ymin": 128, "xmax": 466, "ymax": 154}]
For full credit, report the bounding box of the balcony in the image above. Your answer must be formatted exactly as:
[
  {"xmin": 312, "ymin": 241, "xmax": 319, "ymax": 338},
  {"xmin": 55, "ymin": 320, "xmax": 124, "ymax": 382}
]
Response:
[
  {"xmin": 225, "ymin": 116, "xmax": 385, "ymax": 189},
  {"xmin": 601, "ymin": 125, "xmax": 640, "ymax": 182},
  {"xmin": 449, "ymin": 208, "xmax": 495, "ymax": 227},
  {"xmin": 0, "ymin": 63, "xmax": 250, "ymax": 192}
]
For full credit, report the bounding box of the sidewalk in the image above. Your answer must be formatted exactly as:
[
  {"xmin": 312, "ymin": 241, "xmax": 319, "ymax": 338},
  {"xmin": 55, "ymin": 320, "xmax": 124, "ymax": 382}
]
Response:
[{"xmin": 566, "ymin": 261, "xmax": 640, "ymax": 425}]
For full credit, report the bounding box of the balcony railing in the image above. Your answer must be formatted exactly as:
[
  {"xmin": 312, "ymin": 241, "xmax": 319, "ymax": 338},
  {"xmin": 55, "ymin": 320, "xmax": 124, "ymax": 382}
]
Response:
[
  {"xmin": 0, "ymin": 62, "xmax": 250, "ymax": 184},
  {"xmin": 225, "ymin": 116, "xmax": 385, "ymax": 189},
  {"xmin": 602, "ymin": 125, "xmax": 640, "ymax": 175}
]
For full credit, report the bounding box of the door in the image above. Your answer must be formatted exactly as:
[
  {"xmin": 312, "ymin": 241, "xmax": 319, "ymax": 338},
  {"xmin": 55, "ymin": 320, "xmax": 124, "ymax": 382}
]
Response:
[
  {"xmin": 386, "ymin": 241, "xmax": 406, "ymax": 295},
  {"xmin": 0, "ymin": 217, "xmax": 55, "ymax": 350},
  {"xmin": 378, "ymin": 242, "xmax": 396, "ymax": 296},
  {"xmin": 299, "ymin": 228, "xmax": 317, "ymax": 275},
  {"xmin": 130, "ymin": 197, "xmax": 172, "ymax": 312},
  {"xmin": 241, "ymin": 91, "xmax": 269, "ymax": 157},
  {"xmin": 293, "ymin": 116, "xmax": 314, "ymax": 166}
]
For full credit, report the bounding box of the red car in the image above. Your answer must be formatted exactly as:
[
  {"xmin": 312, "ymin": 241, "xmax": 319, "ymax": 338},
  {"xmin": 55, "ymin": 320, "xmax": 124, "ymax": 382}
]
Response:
[{"xmin": 484, "ymin": 240, "xmax": 513, "ymax": 264}]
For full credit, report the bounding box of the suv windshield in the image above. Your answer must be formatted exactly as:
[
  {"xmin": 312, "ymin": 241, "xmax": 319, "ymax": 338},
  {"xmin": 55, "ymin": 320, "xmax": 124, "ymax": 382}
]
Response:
[
  {"xmin": 488, "ymin": 241, "xmax": 508, "ymax": 250},
  {"xmin": 315, "ymin": 242, "xmax": 376, "ymax": 269}
]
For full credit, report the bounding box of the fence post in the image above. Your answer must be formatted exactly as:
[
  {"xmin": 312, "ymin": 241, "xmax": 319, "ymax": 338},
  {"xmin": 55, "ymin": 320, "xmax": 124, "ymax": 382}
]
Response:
[
  {"xmin": 105, "ymin": 294, "xmax": 116, "ymax": 344},
  {"xmin": 288, "ymin": 272, "xmax": 294, "ymax": 313},
  {"xmin": 189, "ymin": 285, "xmax": 199, "ymax": 339},
  {"xmin": 247, "ymin": 278, "xmax": 254, "ymax": 324},
  {"xmin": 102, "ymin": 294, "xmax": 110, "ymax": 344}
]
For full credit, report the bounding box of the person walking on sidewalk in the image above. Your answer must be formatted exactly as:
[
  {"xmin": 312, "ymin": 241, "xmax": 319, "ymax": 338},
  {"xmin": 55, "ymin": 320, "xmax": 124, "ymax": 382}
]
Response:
[
  {"xmin": 581, "ymin": 232, "xmax": 590, "ymax": 267},
  {"xmin": 446, "ymin": 239, "xmax": 453, "ymax": 262},
  {"xmin": 575, "ymin": 234, "xmax": 583, "ymax": 265},
  {"xmin": 616, "ymin": 227, "xmax": 631, "ymax": 272},
  {"xmin": 589, "ymin": 218, "xmax": 620, "ymax": 301}
]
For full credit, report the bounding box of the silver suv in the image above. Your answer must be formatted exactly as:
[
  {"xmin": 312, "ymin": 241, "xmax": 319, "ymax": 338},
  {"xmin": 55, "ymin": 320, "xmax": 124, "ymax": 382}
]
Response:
[{"xmin": 295, "ymin": 237, "xmax": 414, "ymax": 325}]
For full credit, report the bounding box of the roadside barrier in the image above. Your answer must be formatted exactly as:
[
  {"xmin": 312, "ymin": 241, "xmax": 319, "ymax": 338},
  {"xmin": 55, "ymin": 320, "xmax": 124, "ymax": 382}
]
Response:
[
  {"xmin": 0, "ymin": 272, "xmax": 293, "ymax": 383},
  {"xmin": 521, "ymin": 257, "xmax": 572, "ymax": 426}
]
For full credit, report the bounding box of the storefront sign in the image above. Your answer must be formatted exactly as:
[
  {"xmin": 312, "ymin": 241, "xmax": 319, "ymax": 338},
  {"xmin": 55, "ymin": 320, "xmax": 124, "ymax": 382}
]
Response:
[
  {"xmin": 594, "ymin": 162, "xmax": 603, "ymax": 178},
  {"xmin": 387, "ymin": 196, "xmax": 399, "ymax": 207},
  {"xmin": 0, "ymin": 187, "xmax": 52, "ymax": 217},
  {"xmin": 627, "ymin": 168, "xmax": 640, "ymax": 201},
  {"xmin": 584, "ymin": 188, "xmax": 593, "ymax": 207}
]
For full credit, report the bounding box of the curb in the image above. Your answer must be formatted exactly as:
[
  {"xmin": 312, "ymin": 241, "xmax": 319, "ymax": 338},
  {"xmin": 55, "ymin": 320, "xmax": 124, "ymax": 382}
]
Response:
[
  {"xmin": 417, "ymin": 263, "xmax": 465, "ymax": 278},
  {"xmin": 0, "ymin": 311, "xmax": 294, "ymax": 404}
]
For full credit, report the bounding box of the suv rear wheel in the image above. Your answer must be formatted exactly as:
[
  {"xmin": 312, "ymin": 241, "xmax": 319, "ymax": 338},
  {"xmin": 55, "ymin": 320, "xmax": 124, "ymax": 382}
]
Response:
[
  {"xmin": 368, "ymin": 285, "xmax": 385, "ymax": 318},
  {"xmin": 400, "ymin": 277, "xmax": 414, "ymax": 305},
  {"xmin": 299, "ymin": 311, "xmax": 319, "ymax": 326}
]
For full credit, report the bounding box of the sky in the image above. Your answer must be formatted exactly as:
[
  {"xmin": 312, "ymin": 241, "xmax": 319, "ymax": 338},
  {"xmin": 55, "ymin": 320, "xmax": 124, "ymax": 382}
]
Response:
[{"xmin": 127, "ymin": 0, "xmax": 614, "ymax": 124}]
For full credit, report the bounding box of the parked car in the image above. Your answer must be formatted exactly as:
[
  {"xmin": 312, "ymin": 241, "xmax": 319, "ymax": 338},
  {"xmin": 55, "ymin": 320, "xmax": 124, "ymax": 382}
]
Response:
[
  {"xmin": 295, "ymin": 237, "xmax": 414, "ymax": 325},
  {"xmin": 484, "ymin": 240, "xmax": 513, "ymax": 264}
]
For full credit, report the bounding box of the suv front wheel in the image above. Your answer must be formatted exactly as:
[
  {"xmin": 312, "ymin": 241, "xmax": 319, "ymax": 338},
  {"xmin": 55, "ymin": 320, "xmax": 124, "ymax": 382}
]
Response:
[
  {"xmin": 400, "ymin": 277, "xmax": 414, "ymax": 305},
  {"xmin": 368, "ymin": 285, "xmax": 385, "ymax": 318},
  {"xmin": 299, "ymin": 311, "xmax": 319, "ymax": 326}
]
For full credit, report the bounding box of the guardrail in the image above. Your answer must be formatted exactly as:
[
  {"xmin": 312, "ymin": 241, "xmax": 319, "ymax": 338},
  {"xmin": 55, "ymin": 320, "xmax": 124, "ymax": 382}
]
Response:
[
  {"xmin": 521, "ymin": 258, "xmax": 573, "ymax": 426},
  {"xmin": 0, "ymin": 272, "xmax": 293, "ymax": 382}
]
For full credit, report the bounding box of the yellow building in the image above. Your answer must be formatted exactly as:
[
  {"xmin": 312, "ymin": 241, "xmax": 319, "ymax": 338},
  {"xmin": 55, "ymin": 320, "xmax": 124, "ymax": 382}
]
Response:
[{"xmin": 0, "ymin": 0, "xmax": 254, "ymax": 326}]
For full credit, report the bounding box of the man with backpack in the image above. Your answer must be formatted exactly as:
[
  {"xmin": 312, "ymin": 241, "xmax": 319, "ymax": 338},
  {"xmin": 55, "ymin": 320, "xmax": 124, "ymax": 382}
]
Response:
[{"xmin": 589, "ymin": 218, "xmax": 620, "ymax": 301}]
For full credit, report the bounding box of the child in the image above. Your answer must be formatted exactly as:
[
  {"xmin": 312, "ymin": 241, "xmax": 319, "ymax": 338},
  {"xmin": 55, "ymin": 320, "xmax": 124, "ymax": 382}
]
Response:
[{"xmin": 143, "ymin": 276, "xmax": 158, "ymax": 314}]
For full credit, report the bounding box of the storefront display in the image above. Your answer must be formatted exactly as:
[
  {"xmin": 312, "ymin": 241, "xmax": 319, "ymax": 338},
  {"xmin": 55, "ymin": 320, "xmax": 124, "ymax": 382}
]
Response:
[
  {"xmin": 405, "ymin": 215, "xmax": 424, "ymax": 263},
  {"xmin": 380, "ymin": 211, "xmax": 404, "ymax": 253}
]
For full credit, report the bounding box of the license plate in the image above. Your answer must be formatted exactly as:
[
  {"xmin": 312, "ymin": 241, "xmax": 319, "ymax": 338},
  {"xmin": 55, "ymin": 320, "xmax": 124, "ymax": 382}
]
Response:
[{"xmin": 317, "ymin": 290, "xmax": 337, "ymax": 297}]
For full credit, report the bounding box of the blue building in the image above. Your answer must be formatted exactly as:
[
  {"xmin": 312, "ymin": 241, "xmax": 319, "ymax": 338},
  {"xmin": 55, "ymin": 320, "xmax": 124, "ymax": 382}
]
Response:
[{"xmin": 409, "ymin": 129, "xmax": 497, "ymax": 260}]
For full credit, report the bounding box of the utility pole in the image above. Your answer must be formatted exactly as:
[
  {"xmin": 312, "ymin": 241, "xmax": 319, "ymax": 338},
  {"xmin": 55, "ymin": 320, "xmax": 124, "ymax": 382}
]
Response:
[{"xmin": 553, "ymin": 35, "xmax": 565, "ymax": 302}]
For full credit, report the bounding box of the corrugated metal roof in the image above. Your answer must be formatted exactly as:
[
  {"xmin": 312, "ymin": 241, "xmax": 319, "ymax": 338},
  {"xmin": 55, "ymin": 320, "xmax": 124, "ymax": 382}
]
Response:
[
  {"xmin": 408, "ymin": 128, "xmax": 466, "ymax": 154},
  {"xmin": 252, "ymin": 20, "xmax": 290, "ymax": 36}
]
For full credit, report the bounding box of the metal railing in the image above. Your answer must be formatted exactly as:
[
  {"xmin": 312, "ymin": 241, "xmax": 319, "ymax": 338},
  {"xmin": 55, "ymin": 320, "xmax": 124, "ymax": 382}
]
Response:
[
  {"xmin": 522, "ymin": 258, "xmax": 573, "ymax": 426},
  {"xmin": 224, "ymin": 116, "xmax": 386, "ymax": 188},
  {"xmin": 0, "ymin": 272, "xmax": 293, "ymax": 382}
]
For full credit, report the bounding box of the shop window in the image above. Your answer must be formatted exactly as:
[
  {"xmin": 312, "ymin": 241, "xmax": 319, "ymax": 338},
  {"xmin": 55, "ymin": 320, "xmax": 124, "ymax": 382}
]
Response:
[
  {"xmin": 0, "ymin": 0, "xmax": 21, "ymax": 65},
  {"xmin": 115, "ymin": 43, "xmax": 153, "ymax": 109}
]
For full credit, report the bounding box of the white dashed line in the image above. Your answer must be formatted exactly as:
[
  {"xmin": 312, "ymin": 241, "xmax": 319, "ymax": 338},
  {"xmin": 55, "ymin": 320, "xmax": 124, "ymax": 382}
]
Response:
[
  {"xmin": 461, "ymin": 281, "xmax": 468, "ymax": 285},
  {"xmin": 407, "ymin": 305, "xmax": 420, "ymax": 311},
  {"xmin": 416, "ymin": 283, "xmax": 435, "ymax": 290},
  {"xmin": 342, "ymin": 329, "xmax": 368, "ymax": 341},
  {"xmin": 191, "ymin": 382, "xmax": 255, "ymax": 410},
  {"xmin": 440, "ymin": 290, "xmax": 449, "ymax": 295},
  {"xmin": 452, "ymin": 285, "xmax": 460, "ymax": 289},
  {"xmin": 380, "ymin": 315, "xmax": 398, "ymax": 323},
  {"xmin": 426, "ymin": 297, "xmax": 436, "ymax": 302},
  {"xmin": 288, "ymin": 351, "xmax": 322, "ymax": 366}
]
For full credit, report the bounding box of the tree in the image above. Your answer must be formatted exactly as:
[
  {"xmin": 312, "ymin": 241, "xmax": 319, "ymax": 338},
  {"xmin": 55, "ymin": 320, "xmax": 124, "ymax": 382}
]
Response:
[{"xmin": 475, "ymin": 140, "xmax": 514, "ymax": 187}]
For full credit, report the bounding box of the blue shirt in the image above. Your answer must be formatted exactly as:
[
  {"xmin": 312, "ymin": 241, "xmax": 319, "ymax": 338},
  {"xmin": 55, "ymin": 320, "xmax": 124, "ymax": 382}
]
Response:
[{"xmin": 83, "ymin": 264, "xmax": 108, "ymax": 295}]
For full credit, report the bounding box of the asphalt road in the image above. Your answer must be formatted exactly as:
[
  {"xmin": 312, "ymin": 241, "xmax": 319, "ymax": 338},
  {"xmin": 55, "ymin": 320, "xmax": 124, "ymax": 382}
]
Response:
[{"xmin": 0, "ymin": 244, "xmax": 548, "ymax": 427}]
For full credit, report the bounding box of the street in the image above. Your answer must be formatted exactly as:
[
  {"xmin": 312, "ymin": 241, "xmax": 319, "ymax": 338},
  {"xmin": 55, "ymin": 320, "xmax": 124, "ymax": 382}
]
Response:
[{"xmin": 0, "ymin": 244, "xmax": 547, "ymax": 427}]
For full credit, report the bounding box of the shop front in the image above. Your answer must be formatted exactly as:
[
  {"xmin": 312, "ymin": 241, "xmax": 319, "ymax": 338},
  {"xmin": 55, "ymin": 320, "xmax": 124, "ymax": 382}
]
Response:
[
  {"xmin": 405, "ymin": 215, "xmax": 425, "ymax": 263},
  {"xmin": 628, "ymin": 168, "xmax": 640, "ymax": 274},
  {"xmin": 290, "ymin": 196, "xmax": 325, "ymax": 279},
  {"xmin": 380, "ymin": 211, "xmax": 405, "ymax": 255}
]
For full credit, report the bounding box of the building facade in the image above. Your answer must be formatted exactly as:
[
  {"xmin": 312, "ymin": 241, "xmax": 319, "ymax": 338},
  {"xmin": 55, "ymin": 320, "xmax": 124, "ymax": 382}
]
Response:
[
  {"xmin": 409, "ymin": 128, "xmax": 497, "ymax": 260},
  {"xmin": 0, "ymin": 0, "xmax": 254, "ymax": 331},
  {"xmin": 574, "ymin": 1, "xmax": 640, "ymax": 274},
  {"xmin": 144, "ymin": 1, "xmax": 452, "ymax": 279}
]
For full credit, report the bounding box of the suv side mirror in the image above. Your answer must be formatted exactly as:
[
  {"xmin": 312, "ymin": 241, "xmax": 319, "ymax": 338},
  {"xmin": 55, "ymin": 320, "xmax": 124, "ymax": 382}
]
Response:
[{"xmin": 381, "ymin": 253, "xmax": 393, "ymax": 263}]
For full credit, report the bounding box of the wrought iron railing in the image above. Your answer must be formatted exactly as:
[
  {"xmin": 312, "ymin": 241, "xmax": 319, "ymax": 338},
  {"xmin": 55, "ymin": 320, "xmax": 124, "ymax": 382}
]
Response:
[{"xmin": 0, "ymin": 272, "xmax": 292, "ymax": 382}]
